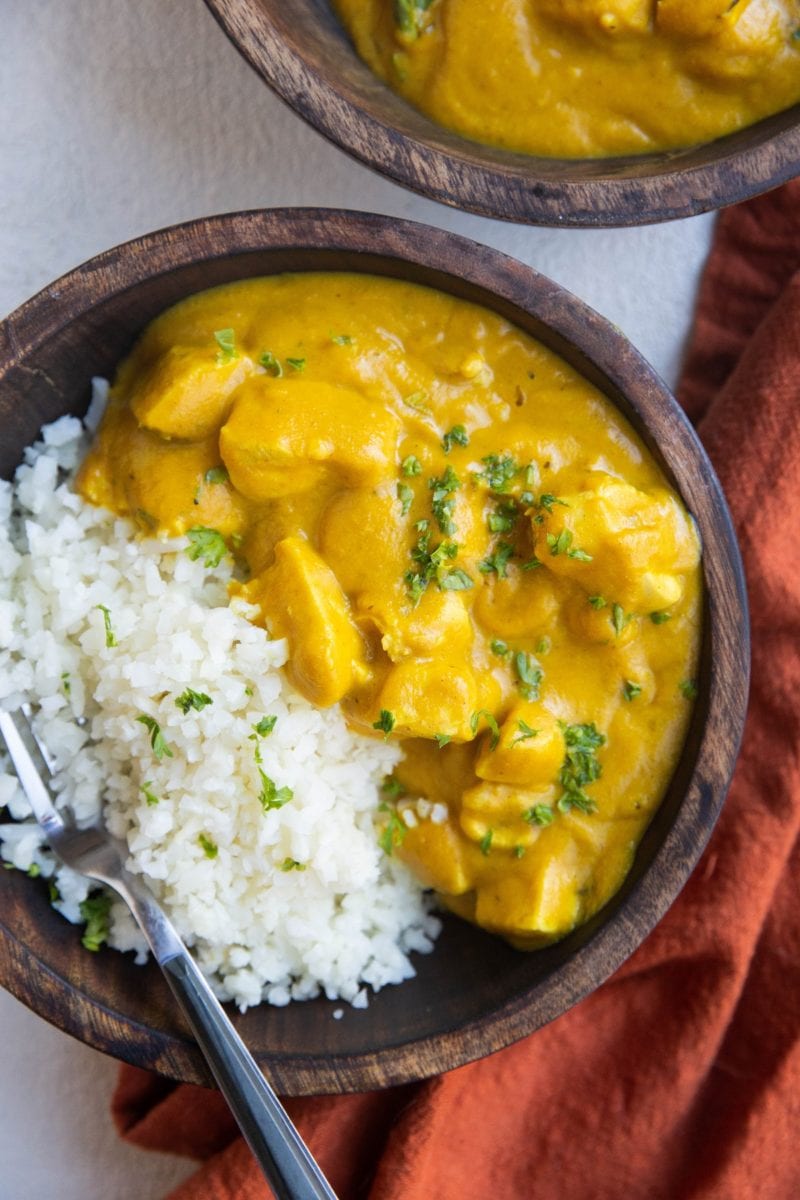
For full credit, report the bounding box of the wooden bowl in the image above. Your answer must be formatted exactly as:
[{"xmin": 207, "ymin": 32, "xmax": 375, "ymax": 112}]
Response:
[
  {"xmin": 0, "ymin": 209, "xmax": 748, "ymax": 1094},
  {"xmin": 203, "ymin": 0, "xmax": 800, "ymax": 227}
]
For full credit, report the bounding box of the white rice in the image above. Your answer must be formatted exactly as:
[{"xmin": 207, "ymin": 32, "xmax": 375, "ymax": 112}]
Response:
[{"xmin": 0, "ymin": 394, "xmax": 440, "ymax": 1009}]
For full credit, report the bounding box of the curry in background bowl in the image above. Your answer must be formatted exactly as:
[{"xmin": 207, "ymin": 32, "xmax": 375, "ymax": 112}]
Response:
[
  {"xmin": 0, "ymin": 210, "xmax": 748, "ymax": 1093},
  {"xmin": 333, "ymin": 1, "xmax": 800, "ymax": 158}
]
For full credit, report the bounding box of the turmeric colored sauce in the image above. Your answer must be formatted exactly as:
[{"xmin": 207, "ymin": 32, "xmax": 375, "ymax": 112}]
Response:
[
  {"xmin": 78, "ymin": 274, "xmax": 702, "ymax": 946},
  {"xmin": 332, "ymin": 0, "xmax": 800, "ymax": 158}
]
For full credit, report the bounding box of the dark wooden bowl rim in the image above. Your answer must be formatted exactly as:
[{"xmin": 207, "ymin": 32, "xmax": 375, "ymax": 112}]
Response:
[
  {"xmin": 0, "ymin": 209, "xmax": 749, "ymax": 1094},
  {"xmin": 203, "ymin": 0, "xmax": 800, "ymax": 227}
]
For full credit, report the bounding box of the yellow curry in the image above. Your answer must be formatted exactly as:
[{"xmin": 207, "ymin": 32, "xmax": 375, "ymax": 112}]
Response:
[
  {"xmin": 333, "ymin": 0, "xmax": 800, "ymax": 158},
  {"xmin": 78, "ymin": 274, "xmax": 702, "ymax": 947}
]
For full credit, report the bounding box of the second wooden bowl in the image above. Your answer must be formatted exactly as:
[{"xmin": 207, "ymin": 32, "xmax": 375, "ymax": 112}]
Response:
[{"xmin": 0, "ymin": 209, "xmax": 748, "ymax": 1093}]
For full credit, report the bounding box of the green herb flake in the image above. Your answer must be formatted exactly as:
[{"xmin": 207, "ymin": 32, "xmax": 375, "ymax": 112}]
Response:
[
  {"xmin": 403, "ymin": 390, "xmax": 431, "ymax": 413},
  {"xmin": 286, "ymin": 356, "xmax": 306, "ymax": 372},
  {"xmin": 331, "ymin": 333, "xmax": 353, "ymax": 346},
  {"xmin": 402, "ymin": 455, "xmax": 422, "ymax": 477},
  {"xmin": 27, "ymin": 863, "xmax": 41, "ymax": 878},
  {"xmin": 280, "ymin": 857, "xmax": 306, "ymax": 872},
  {"xmin": 623, "ymin": 680, "xmax": 643, "ymax": 702},
  {"xmin": 378, "ymin": 803, "xmax": 407, "ymax": 856},
  {"xmin": 258, "ymin": 770, "xmax": 294, "ymax": 812},
  {"xmin": 394, "ymin": 0, "xmax": 435, "ymax": 38},
  {"xmin": 136, "ymin": 714, "xmax": 173, "ymax": 761},
  {"xmin": 80, "ymin": 893, "xmax": 112, "ymax": 952},
  {"xmin": 523, "ymin": 804, "xmax": 554, "ymax": 827},
  {"xmin": 514, "ymin": 652, "xmax": 543, "ymax": 701},
  {"xmin": 141, "ymin": 781, "xmax": 160, "ymax": 807},
  {"xmin": 650, "ymin": 611, "xmax": 671, "ymax": 625},
  {"xmin": 567, "ymin": 547, "xmax": 593, "ymax": 563},
  {"xmin": 442, "ymin": 425, "xmax": 469, "ymax": 454},
  {"xmin": 259, "ymin": 350, "xmax": 283, "ymax": 377},
  {"xmin": 397, "ymin": 482, "xmax": 414, "ymax": 516},
  {"xmin": 429, "ymin": 465, "xmax": 461, "ymax": 535},
  {"xmin": 536, "ymin": 636, "xmax": 551, "ymax": 656},
  {"xmin": 198, "ymin": 833, "xmax": 218, "ymax": 859},
  {"xmin": 373, "ymin": 709, "xmax": 396, "ymax": 740},
  {"xmin": 487, "ymin": 500, "xmax": 518, "ymax": 534},
  {"xmin": 679, "ymin": 679, "xmax": 698, "ymax": 700},
  {"xmin": 61, "ymin": 671, "xmax": 71, "ymax": 695},
  {"xmin": 478, "ymin": 453, "xmax": 519, "ymax": 494},
  {"xmin": 513, "ymin": 845, "xmax": 526, "ymax": 859},
  {"xmin": 175, "ymin": 687, "xmax": 213, "ymax": 715},
  {"xmin": 439, "ymin": 568, "xmax": 473, "ymax": 591},
  {"xmin": 611, "ymin": 603, "xmax": 628, "ymax": 637},
  {"xmin": 253, "ymin": 715, "xmax": 278, "ymax": 737},
  {"xmin": 434, "ymin": 732, "xmax": 452, "ymax": 749},
  {"xmin": 470, "ymin": 709, "xmax": 501, "ymax": 750},
  {"xmin": 382, "ymin": 774, "xmax": 407, "ymax": 798},
  {"xmin": 204, "ymin": 466, "xmax": 229, "ymax": 486},
  {"xmin": 185, "ymin": 526, "xmax": 229, "ymax": 569},
  {"xmin": 490, "ymin": 639, "xmax": 509, "ymax": 657},
  {"xmin": 214, "ymin": 328, "xmax": 237, "ymax": 364},
  {"xmin": 557, "ymin": 722, "xmax": 605, "ymax": 815},
  {"xmin": 95, "ymin": 604, "xmax": 117, "ymax": 648},
  {"xmin": 521, "ymin": 557, "xmax": 543, "ymax": 571},
  {"xmin": 546, "ymin": 529, "xmax": 573, "ymax": 557},
  {"xmin": 512, "ymin": 720, "xmax": 539, "ymax": 746},
  {"xmin": 539, "ymin": 494, "xmax": 568, "ymax": 513},
  {"xmin": 479, "ymin": 542, "xmax": 515, "ymax": 579},
  {"xmin": 479, "ymin": 829, "xmax": 494, "ymax": 856},
  {"xmin": 589, "ymin": 595, "xmax": 607, "ymax": 610}
]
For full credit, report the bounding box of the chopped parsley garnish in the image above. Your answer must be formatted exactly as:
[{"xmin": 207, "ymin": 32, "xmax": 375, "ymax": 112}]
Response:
[
  {"xmin": 185, "ymin": 526, "xmax": 229, "ymax": 569},
  {"xmin": 204, "ymin": 466, "xmax": 229, "ymax": 485},
  {"xmin": 259, "ymin": 350, "xmax": 283, "ymax": 377},
  {"xmin": 286, "ymin": 356, "xmax": 306, "ymax": 371},
  {"xmin": 373, "ymin": 709, "xmax": 396, "ymax": 739},
  {"xmin": 280, "ymin": 857, "xmax": 306, "ymax": 872},
  {"xmin": 382, "ymin": 774, "xmax": 406, "ymax": 798},
  {"xmin": 479, "ymin": 542, "xmax": 515, "ymax": 578},
  {"xmin": 623, "ymin": 680, "xmax": 642, "ymax": 702},
  {"xmin": 512, "ymin": 720, "xmax": 539, "ymax": 745},
  {"xmin": 331, "ymin": 333, "xmax": 353, "ymax": 346},
  {"xmin": 536, "ymin": 636, "xmax": 551, "ymax": 655},
  {"xmin": 253, "ymin": 715, "xmax": 278, "ymax": 737},
  {"xmin": 478, "ymin": 453, "xmax": 519, "ymax": 494},
  {"xmin": 401, "ymin": 455, "xmax": 422, "ymax": 476},
  {"xmin": 175, "ymin": 688, "xmax": 213, "ymax": 715},
  {"xmin": 429, "ymin": 465, "xmax": 460, "ymax": 535},
  {"xmin": 442, "ymin": 425, "xmax": 469, "ymax": 454},
  {"xmin": 650, "ymin": 611, "xmax": 671, "ymax": 625},
  {"xmin": 258, "ymin": 770, "xmax": 293, "ymax": 811},
  {"xmin": 546, "ymin": 529, "xmax": 573, "ymax": 557},
  {"xmin": 479, "ymin": 829, "xmax": 493, "ymax": 856},
  {"xmin": 95, "ymin": 604, "xmax": 117, "ymax": 648},
  {"xmin": 521, "ymin": 557, "xmax": 543, "ymax": 571},
  {"xmin": 434, "ymin": 732, "xmax": 452, "ymax": 748},
  {"xmin": 403, "ymin": 390, "xmax": 430, "ymax": 413},
  {"xmin": 513, "ymin": 845, "xmax": 527, "ymax": 858},
  {"xmin": 439, "ymin": 568, "xmax": 473, "ymax": 591},
  {"xmin": 214, "ymin": 328, "xmax": 237, "ymax": 364},
  {"xmin": 198, "ymin": 833, "xmax": 218, "ymax": 859},
  {"xmin": 141, "ymin": 781, "xmax": 160, "ymax": 807},
  {"xmin": 397, "ymin": 482, "xmax": 414, "ymax": 516},
  {"xmin": 679, "ymin": 679, "xmax": 698, "ymax": 699},
  {"xmin": 514, "ymin": 652, "xmax": 542, "ymax": 701},
  {"xmin": 378, "ymin": 803, "xmax": 407, "ymax": 855},
  {"xmin": 61, "ymin": 671, "xmax": 71, "ymax": 695},
  {"xmin": 611, "ymin": 603, "xmax": 628, "ymax": 636},
  {"xmin": 136, "ymin": 714, "xmax": 173, "ymax": 761},
  {"xmin": 79, "ymin": 893, "xmax": 112, "ymax": 952},
  {"xmin": 557, "ymin": 722, "xmax": 605, "ymax": 815},
  {"xmin": 523, "ymin": 804, "xmax": 554, "ymax": 827},
  {"xmin": 589, "ymin": 595, "xmax": 607, "ymax": 610},
  {"xmin": 404, "ymin": 527, "xmax": 461, "ymax": 603},
  {"xmin": 470, "ymin": 709, "xmax": 501, "ymax": 750},
  {"xmin": 539, "ymin": 493, "xmax": 568, "ymax": 513},
  {"xmin": 567, "ymin": 547, "xmax": 593, "ymax": 563},
  {"xmin": 394, "ymin": 0, "xmax": 434, "ymax": 38},
  {"xmin": 490, "ymin": 639, "xmax": 509, "ymax": 657},
  {"xmin": 487, "ymin": 500, "xmax": 518, "ymax": 534},
  {"xmin": 27, "ymin": 864, "xmax": 40, "ymax": 878}
]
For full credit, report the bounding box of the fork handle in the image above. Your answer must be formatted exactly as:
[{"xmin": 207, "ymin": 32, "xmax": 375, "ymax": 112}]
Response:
[{"xmin": 160, "ymin": 948, "xmax": 337, "ymax": 1200}]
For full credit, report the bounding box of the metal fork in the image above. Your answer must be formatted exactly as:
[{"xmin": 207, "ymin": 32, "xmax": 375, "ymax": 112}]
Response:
[{"xmin": 0, "ymin": 707, "xmax": 337, "ymax": 1200}]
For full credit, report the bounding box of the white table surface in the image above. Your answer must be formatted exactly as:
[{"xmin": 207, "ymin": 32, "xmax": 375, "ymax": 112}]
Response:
[{"xmin": 1, "ymin": 2, "xmax": 717, "ymax": 1197}]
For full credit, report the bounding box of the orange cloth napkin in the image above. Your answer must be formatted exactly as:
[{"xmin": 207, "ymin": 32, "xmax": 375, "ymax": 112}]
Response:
[{"xmin": 113, "ymin": 183, "xmax": 800, "ymax": 1200}]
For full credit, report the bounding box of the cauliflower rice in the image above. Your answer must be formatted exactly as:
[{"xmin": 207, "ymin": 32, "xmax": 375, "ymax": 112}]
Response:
[{"xmin": 0, "ymin": 398, "xmax": 440, "ymax": 1009}]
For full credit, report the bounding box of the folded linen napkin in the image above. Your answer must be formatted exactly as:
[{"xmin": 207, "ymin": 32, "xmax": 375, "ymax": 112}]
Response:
[{"xmin": 112, "ymin": 181, "xmax": 800, "ymax": 1200}]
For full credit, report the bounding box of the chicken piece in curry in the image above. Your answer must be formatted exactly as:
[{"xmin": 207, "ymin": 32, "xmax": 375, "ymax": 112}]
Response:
[{"xmin": 78, "ymin": 274, "xmax": 702, "ymax": 947}]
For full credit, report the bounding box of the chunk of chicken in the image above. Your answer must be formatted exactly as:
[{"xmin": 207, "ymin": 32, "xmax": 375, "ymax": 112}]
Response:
[
  {"xmin": 130, "ymin": 346, "xmax": 254, "ymax": 440},
  {"xmin": 474, "ymin": 705, "xmax": 564, "ymax": 788},
  {"xmin": 376, "ymin": 658, "xmax": 478, "ymax": 742}
]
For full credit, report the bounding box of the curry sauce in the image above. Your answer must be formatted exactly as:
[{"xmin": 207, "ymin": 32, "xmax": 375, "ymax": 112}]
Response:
[
  {"xmin": 78, "ymin": 274, "xmax": 702, "ymax": 947},
  {"xmin": 333, "ymin": 0, "xmax": 800, "ymax": 158}
]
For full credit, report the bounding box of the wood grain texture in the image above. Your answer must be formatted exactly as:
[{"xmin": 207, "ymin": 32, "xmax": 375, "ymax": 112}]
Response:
[
  {"xmin": 202, "ymin": 0, "xmax": 800, "ymax": 228},
  {"xmin": 0, "ymin": 209, "xmax": 749, "ymax": 1094}
]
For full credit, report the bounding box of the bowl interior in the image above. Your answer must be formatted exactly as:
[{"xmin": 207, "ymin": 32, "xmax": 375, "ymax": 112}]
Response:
[
  {"xmin": 203, "ymin": 0, "xmax": 800, "ymax": 225},
  {"xmin": 0, "ymin": 210, "xmax": 749, "ymax": 1093}
]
